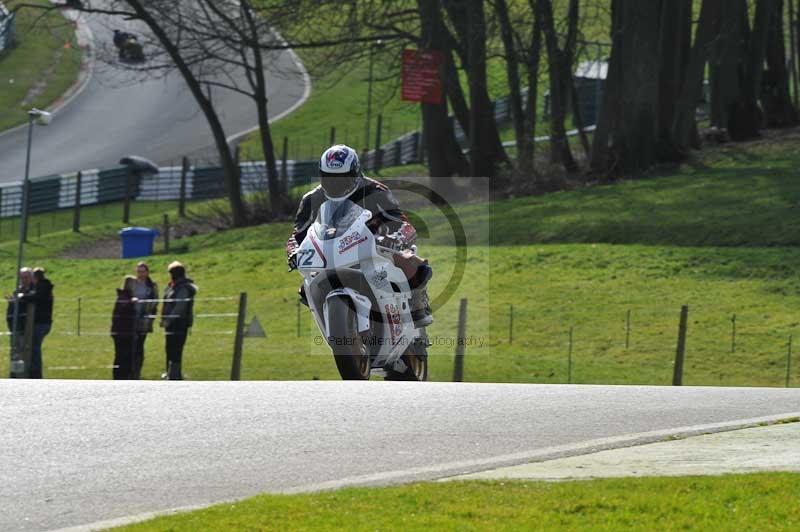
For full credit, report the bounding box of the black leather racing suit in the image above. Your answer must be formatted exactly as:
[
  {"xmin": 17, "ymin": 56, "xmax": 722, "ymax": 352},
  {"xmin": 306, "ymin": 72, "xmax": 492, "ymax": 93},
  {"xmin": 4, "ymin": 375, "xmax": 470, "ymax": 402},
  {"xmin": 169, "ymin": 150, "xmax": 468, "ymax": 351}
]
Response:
[{"xmin": 286, "ymin": 177, "xmax": 416, "ymax": 261}]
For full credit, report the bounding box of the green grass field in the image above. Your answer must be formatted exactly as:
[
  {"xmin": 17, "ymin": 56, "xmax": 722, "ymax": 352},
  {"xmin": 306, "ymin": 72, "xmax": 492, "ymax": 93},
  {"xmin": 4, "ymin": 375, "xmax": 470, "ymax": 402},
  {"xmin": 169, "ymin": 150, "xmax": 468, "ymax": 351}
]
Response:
[
  {"xmin": 0, "ymin": 131, "xmax": 798, "ymax": 386},
  {"xmin": 0, "ymin": 1, "xmax": 82, "ymax": 131},
  {"xmin": 114, "ymin": 473, "xmax": 800, "ymax": 531}
]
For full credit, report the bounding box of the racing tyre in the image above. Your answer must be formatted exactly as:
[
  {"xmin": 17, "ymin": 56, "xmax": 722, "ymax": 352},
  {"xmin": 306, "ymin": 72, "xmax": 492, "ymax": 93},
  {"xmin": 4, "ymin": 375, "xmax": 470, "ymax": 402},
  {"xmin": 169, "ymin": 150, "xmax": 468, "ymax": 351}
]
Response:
[
  {"xmin": 326, "ymin": 296, "xmax": 370, "ymax": 380},
  {"xmin": 385, "ymin": 334, "xmax": 428, "ymax": 381}
]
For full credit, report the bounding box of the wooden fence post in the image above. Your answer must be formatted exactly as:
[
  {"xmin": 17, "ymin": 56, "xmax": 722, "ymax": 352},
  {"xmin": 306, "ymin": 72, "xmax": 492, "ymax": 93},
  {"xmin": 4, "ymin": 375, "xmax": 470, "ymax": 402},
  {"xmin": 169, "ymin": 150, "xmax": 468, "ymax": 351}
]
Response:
[
  {"xmin": 123, "ymin": 167, "xmax": 133, "ymax": 224},
  {"xmin": 72, "ymin": 170, "xmax": 82, "ymax": 233},
  {"xmin": 77, "ymin": 297, "xmax": 82, "ymax": 337},
  {"xmin": 673, "ymin": 305, "xmax": 689, "ymax": 386},
  {"xmin": 731, "ymin": 314, "xmax": 736, "ymax": 353},
  {"xmin": 163, "ymin": 214, "xmax": 170, "ymax": 253},
  {"xmin": 568, "ymin": 326, "xmax": 574, "ymax": 383},
  {"xmin": 296, "ymin": 298, "xmax": 301, "ymax": 337},
  {"xmin": 625, "ymin": 309, "xmax": 631, "ymax": 349},
  {"xmin": 508, "ymin": 304, "xmax": 513, "ymax": 345},
  {"xmin": 452, "ymin": 298, "xmax": 468, "ymax": 382},
  {"xmin": 281, "ymin": 137, "xmax": 288, "ymax": 191},
  {"xmin": 787, "ymin": 335, "xmax": 793, "ymax": 388},
  {"xmin": 178, "ymin": 156, "xmax": 188, "ymax": 218},
  {"xmin": 231, "ymin": 292, "xmax": 248, "ymax": 381},
  {"xmin": 374, "ymin": 113, "xmax": 384, "ymax": 171}
]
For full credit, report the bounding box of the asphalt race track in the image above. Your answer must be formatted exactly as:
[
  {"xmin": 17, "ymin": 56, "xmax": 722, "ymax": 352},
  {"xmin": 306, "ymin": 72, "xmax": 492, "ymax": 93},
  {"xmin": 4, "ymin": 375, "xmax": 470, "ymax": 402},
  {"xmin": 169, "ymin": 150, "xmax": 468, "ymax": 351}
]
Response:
[
  {"xmin": 2, "ymin": 380, "xmax": 799, "ymax": 531},
  {"xmin": 0, "ymin": 9, "xmax": 307, "ymax": 182}
]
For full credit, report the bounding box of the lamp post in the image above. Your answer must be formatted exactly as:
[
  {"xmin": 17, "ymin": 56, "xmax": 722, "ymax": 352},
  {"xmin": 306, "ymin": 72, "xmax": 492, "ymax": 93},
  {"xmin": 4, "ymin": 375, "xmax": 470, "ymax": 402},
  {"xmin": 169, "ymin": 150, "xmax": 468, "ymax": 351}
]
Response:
[
  {"xmin": 364, "ymin": 39, "xmax": 384, "ymax": 153},
  {"xmin": 10, "ymin": 108, "xmax": 51, "ymax": 377}
]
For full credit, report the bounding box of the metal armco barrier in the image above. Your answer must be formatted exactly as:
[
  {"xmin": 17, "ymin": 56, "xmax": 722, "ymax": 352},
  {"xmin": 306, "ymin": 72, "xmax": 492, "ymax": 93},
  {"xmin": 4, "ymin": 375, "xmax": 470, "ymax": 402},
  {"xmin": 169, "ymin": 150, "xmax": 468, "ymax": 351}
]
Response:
[{"xmin": 1, "ymin": 86, "xmax": 530, "ymax": 218}]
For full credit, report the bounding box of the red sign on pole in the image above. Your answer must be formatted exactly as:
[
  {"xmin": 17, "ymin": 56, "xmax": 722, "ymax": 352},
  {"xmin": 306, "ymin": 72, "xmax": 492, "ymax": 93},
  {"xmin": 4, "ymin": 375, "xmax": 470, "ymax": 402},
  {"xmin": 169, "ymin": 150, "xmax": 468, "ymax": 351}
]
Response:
[{"xmin": 401, "ymin": 48, "xmax": 444, "ymax": 105}]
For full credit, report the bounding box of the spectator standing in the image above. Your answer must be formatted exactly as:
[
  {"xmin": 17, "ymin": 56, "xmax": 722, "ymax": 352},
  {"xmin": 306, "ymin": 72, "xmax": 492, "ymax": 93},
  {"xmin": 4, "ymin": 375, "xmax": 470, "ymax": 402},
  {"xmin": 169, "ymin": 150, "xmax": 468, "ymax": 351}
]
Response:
[
  {"xmin": 111, "ymin": 276, "xmax": 137, "ymax": 379},
  {"xmin": 160, "ymin": 261, "xmax": 197, "ymax": 380},
  {"xmin": 20, "ymin": 267, "xmax": 53, "ymax": 379},
  {"xmin": 131, "ymin": 262, "xmax": 158, "ymax": 379},
  {"xmin": 6, "ymin": 267, "xmax": 33, "ymax": 358}
]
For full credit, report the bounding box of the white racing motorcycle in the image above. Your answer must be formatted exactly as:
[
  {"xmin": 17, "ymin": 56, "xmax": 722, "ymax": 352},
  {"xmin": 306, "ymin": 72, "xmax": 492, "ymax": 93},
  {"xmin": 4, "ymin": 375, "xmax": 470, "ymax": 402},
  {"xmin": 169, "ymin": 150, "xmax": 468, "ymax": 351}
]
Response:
[{"xmin": 296, "ymin": 198, "xmax": 428, "ymax": 381}]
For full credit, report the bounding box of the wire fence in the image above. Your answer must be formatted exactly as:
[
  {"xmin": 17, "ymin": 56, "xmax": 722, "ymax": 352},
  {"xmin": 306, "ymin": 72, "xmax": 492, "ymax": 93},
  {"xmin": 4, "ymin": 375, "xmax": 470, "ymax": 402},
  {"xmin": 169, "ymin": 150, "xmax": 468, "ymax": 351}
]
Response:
[{"xmin": 2, "ymin": 292, "xmax": 798, "ymax": 388}]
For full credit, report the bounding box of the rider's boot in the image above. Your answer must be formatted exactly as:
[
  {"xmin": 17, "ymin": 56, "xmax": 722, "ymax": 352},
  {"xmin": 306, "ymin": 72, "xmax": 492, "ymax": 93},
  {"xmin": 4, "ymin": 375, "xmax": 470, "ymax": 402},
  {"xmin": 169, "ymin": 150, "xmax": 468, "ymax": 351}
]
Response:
[{"xmin": 410, "ymin": 264, "xmax": 433, "ymax": 328}]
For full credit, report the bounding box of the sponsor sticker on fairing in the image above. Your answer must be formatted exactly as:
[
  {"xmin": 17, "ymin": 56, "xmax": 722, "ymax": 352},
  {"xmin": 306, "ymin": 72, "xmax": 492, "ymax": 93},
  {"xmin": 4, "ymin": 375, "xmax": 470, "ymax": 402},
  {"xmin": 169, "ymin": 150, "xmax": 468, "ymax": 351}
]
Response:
[
  {"xmin": 384, "ymin": 304, "xmax": 402, "ymax": 345},
  {"xmin": 338, "ymin": 231, "xmax": 368, "ymax": 254}
]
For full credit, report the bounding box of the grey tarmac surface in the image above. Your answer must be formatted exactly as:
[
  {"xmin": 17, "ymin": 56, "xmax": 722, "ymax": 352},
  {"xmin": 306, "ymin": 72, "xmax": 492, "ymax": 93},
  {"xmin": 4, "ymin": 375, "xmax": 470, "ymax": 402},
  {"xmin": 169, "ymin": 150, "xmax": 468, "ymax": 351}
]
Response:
[
  {"xmin": 1, "ymin": 380, "xmax": 800, "ymax": 531},
  {"xmin": 0, "ymin": 8, "xmax": 307, "ymax": 182}
]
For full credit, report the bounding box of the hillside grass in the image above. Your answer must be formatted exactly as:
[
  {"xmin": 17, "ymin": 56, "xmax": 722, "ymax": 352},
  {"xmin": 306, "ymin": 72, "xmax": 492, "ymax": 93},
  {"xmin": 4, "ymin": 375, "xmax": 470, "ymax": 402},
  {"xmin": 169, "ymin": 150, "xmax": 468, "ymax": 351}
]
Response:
[
  {"xmin": 1, "ymin": 131, "xmax": 799, "ymax": 386},
  {"xmin": 116, "ymin": 473, "xmax": 800, "ymax": 531},
  {"xmin": 0, "ymin": 1, "xmax": 82, "ymax": 131}
]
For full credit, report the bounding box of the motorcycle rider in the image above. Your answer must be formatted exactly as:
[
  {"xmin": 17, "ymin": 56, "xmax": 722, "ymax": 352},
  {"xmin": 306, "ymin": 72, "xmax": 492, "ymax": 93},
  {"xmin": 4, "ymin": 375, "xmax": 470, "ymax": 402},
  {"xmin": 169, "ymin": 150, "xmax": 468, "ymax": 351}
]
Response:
[{"xmin": 286, "ymin": 144, "xmax": 433, "ymax": 327}]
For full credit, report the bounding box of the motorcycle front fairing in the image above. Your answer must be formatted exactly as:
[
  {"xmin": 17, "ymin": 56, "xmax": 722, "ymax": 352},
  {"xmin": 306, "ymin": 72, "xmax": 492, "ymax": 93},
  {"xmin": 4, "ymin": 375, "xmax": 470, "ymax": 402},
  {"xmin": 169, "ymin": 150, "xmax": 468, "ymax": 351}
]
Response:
[{"xmin": 296, "ymin": 199, "xmax": 416, "ymax": 367}]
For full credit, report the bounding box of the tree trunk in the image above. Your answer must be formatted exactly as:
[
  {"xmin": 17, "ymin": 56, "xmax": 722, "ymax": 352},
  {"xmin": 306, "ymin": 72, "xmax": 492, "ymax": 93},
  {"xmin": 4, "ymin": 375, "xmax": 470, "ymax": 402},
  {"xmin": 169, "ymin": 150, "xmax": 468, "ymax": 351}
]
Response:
[
  {"xmin": 525, "ymin": 0, "xmax": 542, "ymax": 168},
  {"xmin": 591, "ymin": 0, "xmax": 662, "ymax": 176},
  {"xmin": 524, "ymin": 1, "xmax": 543, "ymax": 168},
  {"xmin": 538, "ymin": 0, "xmax": 577, "ymax": 172},
  {"xmin": 763, "ymin": 0, "xmax": 799, "ymax": 127},
  {"xmin": 241, "ymin": 1, "xmax": 285, "ymax": 217},
  {"xmin": 444, "ymin": 0, "xmax": 507, "ymax": 176},
  {"xmin": 417, "ymin": 0, "xmax": 469, "ymax": 179},
  {"xmin": 127, "ymin": 0, "xmax": 246, "ymax": 226},
  {"xmin": 711, "ymin": 0, "xmax": 769, "ymax": 141},
  {"xmin": 494, "ymin": 0, "xmax": 529, "ymax": 169},
  {"xmin": 656, "ymin": 0, "xmax": 692, "ymax": 160},
  {"xmin": 673, "ymin": 0, "xmax": 722, "ymax": 151}
]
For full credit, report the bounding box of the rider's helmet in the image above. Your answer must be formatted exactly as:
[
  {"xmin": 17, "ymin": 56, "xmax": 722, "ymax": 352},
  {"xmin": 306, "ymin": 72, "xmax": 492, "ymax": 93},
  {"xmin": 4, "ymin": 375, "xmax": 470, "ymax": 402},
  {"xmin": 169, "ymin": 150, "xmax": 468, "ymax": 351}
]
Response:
[{"xmin": 319, "ymin": 144, "xmax": 361, "ymax": 199}]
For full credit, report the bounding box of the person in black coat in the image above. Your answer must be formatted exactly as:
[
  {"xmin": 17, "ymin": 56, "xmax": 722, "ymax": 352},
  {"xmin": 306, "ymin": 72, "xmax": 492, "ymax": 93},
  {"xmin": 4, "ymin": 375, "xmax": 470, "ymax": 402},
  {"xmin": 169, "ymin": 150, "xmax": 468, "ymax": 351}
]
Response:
[
  {"xmin": 19, "ymin": 267, "xmax": 53, "ymax": 379},
  {"xmin": 6, "ymin": 268, "xmax": 33, "ymax": 362},
  {"xmin": 160, "ymin": 261, "xmax": 197, "ymax": 380},
  {"xmin": 111, "ymin": 276, "xmax": 137, "ymax": 379}
]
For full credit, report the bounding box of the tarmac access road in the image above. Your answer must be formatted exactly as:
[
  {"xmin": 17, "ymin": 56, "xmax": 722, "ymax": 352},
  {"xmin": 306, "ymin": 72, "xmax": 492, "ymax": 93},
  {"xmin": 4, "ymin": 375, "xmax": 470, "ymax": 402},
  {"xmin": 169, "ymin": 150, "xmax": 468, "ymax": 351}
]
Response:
[
  {"xmin": 1, "ymin": 380, "xmax": 799, "ymax": 531},
  {"xmin": 0, "ymin": 7, "xmax": 308, "ymax": 182}
]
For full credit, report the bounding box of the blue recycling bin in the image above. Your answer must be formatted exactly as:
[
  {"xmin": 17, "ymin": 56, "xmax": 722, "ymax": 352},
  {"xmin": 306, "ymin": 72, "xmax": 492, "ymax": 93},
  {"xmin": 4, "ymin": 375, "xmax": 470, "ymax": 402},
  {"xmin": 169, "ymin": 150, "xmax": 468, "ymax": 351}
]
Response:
[{"xmin": 119, "ymin": 227, "xmax": 159, "ymax": 258}]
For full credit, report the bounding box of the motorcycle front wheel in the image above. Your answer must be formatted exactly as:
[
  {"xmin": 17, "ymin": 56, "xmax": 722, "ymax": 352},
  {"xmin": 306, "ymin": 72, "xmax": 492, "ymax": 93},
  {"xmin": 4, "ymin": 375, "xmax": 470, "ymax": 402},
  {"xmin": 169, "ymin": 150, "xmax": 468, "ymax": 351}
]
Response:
[
  {"xmin": 385, "ymin": 336, "xmax": 428, "ymax": 382},
  {"xmin": 326, "ymin": 296, "xmax": 370, "ymax": 380}
]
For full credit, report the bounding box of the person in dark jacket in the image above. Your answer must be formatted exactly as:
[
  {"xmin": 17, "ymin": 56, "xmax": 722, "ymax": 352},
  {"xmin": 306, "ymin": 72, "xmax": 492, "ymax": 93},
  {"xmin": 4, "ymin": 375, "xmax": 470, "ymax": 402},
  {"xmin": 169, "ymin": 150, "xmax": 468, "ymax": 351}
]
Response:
[
  {"xmin": 111, "ymin": 276, "xmax": 137, "ymax": 379},
  {"xmin": 19, "ymin": 267, "xmax": 53, "ymax": 379},
  {"xmin": 131, "ymin": 262, "xmax": 158, "ymax": 379},
  {"xmin": 160, "ymin": 261, "xmax": 197, "ymax": 380},
  {"xmin": 6, "ymin": 267, "xmax": 33, "ymax": 360}
]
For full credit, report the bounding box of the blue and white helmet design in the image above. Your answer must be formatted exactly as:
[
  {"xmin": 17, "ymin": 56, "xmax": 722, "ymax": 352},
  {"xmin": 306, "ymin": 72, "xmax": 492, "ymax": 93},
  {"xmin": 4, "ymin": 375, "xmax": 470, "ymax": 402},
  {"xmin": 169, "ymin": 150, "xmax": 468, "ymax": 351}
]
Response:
[{"xmin": 320, "ymin": 144, "xmax": 360, "ymax": 175}]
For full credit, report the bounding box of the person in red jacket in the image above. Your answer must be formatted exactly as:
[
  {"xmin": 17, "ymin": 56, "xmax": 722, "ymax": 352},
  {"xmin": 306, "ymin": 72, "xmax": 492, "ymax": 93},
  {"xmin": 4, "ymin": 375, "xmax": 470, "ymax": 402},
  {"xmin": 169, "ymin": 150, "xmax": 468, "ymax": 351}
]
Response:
[{"xmin": 286, "ymin": 145, "xmax": 432, "ymax": 327}]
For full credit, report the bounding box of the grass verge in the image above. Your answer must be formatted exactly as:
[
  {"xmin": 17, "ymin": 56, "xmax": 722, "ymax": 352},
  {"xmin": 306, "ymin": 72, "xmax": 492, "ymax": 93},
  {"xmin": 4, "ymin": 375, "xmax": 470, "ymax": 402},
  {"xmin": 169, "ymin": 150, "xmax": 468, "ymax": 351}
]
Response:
[
  {"xmin": 114, "ymin": 473, "xmax": 800, "ymax": 531},
  {"xmin": 0, "ymin": 1, "xmax": 82, "ymax": 131},
  {"xmin": 0, "ymin": 132, "xmax": 799, "ymax": 386}
]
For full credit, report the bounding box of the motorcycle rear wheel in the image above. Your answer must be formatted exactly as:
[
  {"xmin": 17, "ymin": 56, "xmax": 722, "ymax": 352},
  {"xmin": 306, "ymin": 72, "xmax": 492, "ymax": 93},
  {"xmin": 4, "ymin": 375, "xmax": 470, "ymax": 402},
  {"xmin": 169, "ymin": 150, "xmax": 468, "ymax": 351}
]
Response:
[{"xmin": 326, "ymin": 296, "xmax": 370, "ymax": 380}]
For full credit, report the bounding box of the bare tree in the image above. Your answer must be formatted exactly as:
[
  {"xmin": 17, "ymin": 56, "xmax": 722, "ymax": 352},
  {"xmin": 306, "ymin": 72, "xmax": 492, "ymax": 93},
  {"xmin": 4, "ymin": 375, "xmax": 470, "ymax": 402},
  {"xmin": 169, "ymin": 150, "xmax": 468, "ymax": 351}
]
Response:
[
  {"xmin": 672, "ymin": 0, "xmax": 722, "ymax": 152},
  {"xmin": 537, "ymin": 0, "xmax": 577, "ymax": 172},
  {"xmin": 762, "ymin": 0, "xmax": 798, "ymax": 127},
  {"xmin": 493, "ymin": 0, "xmax": 529, "ymax": 170},
  {"xmin": 416, "ymin": 0, "xmax": 469, "ymax": 179}
]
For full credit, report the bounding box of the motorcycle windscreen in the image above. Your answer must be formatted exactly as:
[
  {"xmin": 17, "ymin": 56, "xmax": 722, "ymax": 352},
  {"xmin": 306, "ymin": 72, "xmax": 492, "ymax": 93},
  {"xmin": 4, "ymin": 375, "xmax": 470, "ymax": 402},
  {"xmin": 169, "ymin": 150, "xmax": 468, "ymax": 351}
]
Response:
[{"xmin": 313, "ymin": 199, "xmax": 368, "ymax": 240}]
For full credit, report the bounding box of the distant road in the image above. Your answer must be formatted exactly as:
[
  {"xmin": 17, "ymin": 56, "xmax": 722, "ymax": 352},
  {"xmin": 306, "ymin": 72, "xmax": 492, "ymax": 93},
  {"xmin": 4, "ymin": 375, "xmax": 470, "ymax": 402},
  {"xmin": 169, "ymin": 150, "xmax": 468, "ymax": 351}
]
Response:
[
  {"xmin": 1, "ymin": 380, "xmax": 799, "ymax": 531},
  {"xmin": 0, "ymin": 9, "xmax": 308, "ymax": 182}
]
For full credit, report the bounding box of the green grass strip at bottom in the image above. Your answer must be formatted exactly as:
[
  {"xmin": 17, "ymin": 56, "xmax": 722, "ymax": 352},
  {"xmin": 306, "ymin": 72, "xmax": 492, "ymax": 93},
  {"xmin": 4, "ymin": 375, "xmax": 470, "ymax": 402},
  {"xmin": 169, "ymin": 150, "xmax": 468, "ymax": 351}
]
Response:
[{"xmin": 116, "ymin": 472, "xmax": 800, "ymax": 531}]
